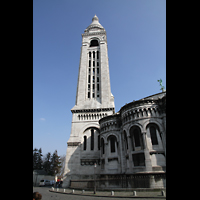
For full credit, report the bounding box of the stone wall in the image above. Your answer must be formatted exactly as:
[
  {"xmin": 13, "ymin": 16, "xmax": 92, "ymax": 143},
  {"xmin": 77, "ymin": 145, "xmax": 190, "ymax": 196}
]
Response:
[{"xmin": 69, "ymin": 173, "xmax": 166, "ymax": 190}]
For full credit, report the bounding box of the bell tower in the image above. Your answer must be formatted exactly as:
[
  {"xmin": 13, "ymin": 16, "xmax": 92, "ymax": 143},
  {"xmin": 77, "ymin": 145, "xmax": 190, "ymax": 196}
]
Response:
[{"xmin": 63, "ymin": 15, "xmax": 115, "ymax": 187}]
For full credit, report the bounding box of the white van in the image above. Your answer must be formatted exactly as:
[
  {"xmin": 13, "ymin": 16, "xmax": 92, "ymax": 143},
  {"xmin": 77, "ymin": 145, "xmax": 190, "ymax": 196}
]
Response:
[{"xmin": 39, "ymin": 179, "xmax": 50, "ymax": 186}]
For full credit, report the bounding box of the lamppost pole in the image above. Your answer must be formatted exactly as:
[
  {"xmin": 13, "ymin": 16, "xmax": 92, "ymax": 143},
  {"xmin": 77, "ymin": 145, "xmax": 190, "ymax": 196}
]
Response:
[{"xmin": 94, "ymin": 163, "xmax": 97, "ymax": 194}]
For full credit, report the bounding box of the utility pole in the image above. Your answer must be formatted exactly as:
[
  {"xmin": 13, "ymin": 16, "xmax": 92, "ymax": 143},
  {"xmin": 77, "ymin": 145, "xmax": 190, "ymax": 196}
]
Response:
[{"xmin": 94, "ymin": 163, "xmax": 97, "ymax": 194}]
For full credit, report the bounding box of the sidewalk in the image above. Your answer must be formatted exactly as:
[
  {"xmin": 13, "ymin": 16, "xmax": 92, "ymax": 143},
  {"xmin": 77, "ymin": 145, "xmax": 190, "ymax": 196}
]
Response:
[{"xmin": 49, "ymin": 188, "xmax": 166, "ymax": 198}]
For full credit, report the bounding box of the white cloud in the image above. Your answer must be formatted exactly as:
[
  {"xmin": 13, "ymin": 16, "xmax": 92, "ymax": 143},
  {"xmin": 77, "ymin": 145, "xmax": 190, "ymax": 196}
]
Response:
[{"xmin": 40, "ymin": 118, "xmax": 46, "ymax": 121}]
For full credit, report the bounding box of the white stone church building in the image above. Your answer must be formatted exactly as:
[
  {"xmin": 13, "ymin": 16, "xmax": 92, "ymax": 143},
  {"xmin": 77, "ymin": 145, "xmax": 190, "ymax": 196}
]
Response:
[{"xmin": 63, "ymin": 15, "xmax": 166, "ymax": 189}]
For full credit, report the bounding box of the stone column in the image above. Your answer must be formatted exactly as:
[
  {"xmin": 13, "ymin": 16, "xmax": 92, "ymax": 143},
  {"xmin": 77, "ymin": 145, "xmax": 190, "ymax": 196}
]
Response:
[
  {"xmin": 119, "ymin": 133, "xmax": 124, "ymax": 173},
  {"xmin": 142, "ymin": 132, "xmax": 152, "ymax": 172},
  {"xmin": 127, "ymin": 135, "xmax": 133, "ymax": 171},
  {"xmin": 104, "ymin": 142, "xmax": 109, "ymax": 172},
  {"xmin": 160, "ymin": 131, "xmax": 166, "ymax": 155}
]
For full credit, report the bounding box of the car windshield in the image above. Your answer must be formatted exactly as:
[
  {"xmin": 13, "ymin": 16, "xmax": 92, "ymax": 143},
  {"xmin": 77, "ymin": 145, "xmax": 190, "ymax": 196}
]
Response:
[{"xmin": 40, "ymin": 180, "xmax": 44, "ymax": 182}]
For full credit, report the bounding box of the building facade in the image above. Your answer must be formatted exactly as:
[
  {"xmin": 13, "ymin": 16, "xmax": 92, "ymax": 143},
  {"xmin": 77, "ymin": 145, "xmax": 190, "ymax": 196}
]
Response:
[
  {"xmin": 63, "ymin": 15, "xmax": 166, "ymax": 189},
  {"xmin": 99, "ymin": 92, "xmax": 166, "ymax": 176}
]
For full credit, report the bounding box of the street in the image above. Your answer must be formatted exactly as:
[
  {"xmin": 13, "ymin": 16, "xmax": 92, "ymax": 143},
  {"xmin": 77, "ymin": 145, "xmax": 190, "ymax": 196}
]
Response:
[{"xmin": 33, "ymin": 187, "xmax": 165, "ymax": 200}]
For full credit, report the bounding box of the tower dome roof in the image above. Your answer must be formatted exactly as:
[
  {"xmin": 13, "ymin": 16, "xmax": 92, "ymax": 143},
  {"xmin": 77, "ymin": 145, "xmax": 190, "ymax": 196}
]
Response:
[{"xmin": 84, "ymin": 15, "xmax": 105, "ymax": 32}]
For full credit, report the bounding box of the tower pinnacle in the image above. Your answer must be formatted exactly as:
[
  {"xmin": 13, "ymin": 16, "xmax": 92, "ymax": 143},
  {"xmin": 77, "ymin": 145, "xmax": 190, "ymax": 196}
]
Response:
[{"xmin": 92, "ymin": 14, "xmax": 99, "ymax": 21}]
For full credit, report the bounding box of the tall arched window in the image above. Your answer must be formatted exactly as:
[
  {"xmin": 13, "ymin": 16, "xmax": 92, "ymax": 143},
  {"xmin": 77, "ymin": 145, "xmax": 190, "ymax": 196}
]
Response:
[
  {"xmin": 150, "ymin": 126, "xmax": 158, "ymax": 145},
  {"xmin": 133, "ymin": 128, "xmax": 141, "ymax": 147},
  {"xmin": 83, "ymin": 136, "xmax": 87, "ymax": 150},
  {"xmin": 130, "ymin": 126, "xmax": 143, "ymax": 150},
  {"xmin": 101, "ymin": 138, "xmax": 105, "ymax": 154},
  {"xmin": 108, "ymin": 135, "xmax": 117, "ymax": 153},
  {"xmin": 91, "ymin": 129, "xmax": 94, "ymax": 150}
]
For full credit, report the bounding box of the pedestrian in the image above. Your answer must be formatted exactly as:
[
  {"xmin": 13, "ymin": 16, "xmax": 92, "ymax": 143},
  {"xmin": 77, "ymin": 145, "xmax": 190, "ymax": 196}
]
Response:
[{"xmin": 33, "ymin": 192, "xmax": 42, "ymax": 200}]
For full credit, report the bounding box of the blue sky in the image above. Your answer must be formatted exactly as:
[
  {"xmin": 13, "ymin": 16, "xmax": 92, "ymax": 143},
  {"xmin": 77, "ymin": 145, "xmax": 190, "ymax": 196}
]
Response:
[{"xmin": 33, "ymin": 0, "xmax": 166, "ymax": 157}]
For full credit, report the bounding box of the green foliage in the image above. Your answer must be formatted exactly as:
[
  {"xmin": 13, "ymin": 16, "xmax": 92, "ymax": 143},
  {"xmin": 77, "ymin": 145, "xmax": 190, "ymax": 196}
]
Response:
[
  {"xmin": 33, "ymin": 148, "xmax": 43, "ymax": 170},
  {"xmin": 33, "ymin": 148, "xmax": 62, "ymax": 176}
]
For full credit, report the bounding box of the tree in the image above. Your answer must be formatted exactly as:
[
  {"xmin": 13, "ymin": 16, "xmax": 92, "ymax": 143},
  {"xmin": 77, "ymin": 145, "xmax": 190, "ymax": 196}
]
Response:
[
  {"xmin": 37, "ymin": 148, "xmax": 43, "ymax": 170},
  {"xmin": 33, "ymin": 148, "xmax": 43, "ymax": 170},
  {"xmin": 50, "ymin": 150, "xmax": 62, "ymax": 176},
  {"xmin": 43, "ymin": 152, "xmax": 51, "ymax": 175},
  {"xmin": 33, "ymin": 148, "xmax": 63, "ymax": 176},
  {"xmin": 33, "ymin": 148, "xmax": 38, "ymax": 170}
]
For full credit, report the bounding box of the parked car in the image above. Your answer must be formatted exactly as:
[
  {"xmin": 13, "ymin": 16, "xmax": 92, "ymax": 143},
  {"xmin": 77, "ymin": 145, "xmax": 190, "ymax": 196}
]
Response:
[{"xmin": 39, "ymin": 179, "xmax": 50, "ymax": 186}]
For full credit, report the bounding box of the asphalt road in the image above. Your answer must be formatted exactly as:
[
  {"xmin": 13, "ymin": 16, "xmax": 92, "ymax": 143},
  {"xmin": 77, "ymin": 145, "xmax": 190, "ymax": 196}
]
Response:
[{"xmin": 33, "ymin": 186, "xmax": 165, "ymax": 200}]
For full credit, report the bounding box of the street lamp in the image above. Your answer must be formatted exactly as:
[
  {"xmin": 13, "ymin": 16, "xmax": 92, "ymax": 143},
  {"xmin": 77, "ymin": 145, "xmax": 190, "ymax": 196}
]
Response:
[{"xmin": 94, "ymin": 163, "xmax": 97, "ymax": 194}]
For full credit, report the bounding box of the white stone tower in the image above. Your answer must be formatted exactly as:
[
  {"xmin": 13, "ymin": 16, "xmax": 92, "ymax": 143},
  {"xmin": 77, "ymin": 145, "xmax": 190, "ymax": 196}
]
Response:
[{"xmin": 63, "ymin": 15, "xmax": 115, "ymax": 187}]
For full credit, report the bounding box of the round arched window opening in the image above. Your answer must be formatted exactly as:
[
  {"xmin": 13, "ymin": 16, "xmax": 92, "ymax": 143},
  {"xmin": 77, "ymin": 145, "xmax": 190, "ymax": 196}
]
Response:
[{"xmin": 90, "ymin": 39, "xmax": 99, "ymax": 47}]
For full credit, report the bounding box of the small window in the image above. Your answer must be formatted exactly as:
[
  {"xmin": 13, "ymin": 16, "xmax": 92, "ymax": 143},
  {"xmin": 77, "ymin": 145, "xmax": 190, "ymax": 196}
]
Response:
[
  {"xmin": 93, "ymin": 51, "xmax": 95, "ymax": 58},
  {"xmin": 90, "ymin": 40, "xmax": 99, "ymax": 47},
  {"xmin": 89, "ymin": 52, "xmax": 91, "ymax": 58},
  {"xmin": 92, "ymin": 93, "xmax": 95, "ymax": 98},
  {"xmin": 88, "ymin": 92, "xmax": 90, "ymax": 98},
  {"xmin": 132, "ymin": 153, "xmax": 145, "ymax": 166},
  {"xmin": 93, "ymin": 84, "xmax": 95, "ymax": 90},
  {"xmin": 97, "ymin": 68, "xmax": 99, "ymax": 74},
  {"xmin": 89, "ymin": 60, "xmax": 91, "ymax": 67},
  {"xmin": 97, "ymin": 62, "xmax": 99, "ymax": 66},
  {"xmin": 97, "ymin": 51, "xmax": 99, "ymax": 59},
  {"xmin": 97, "ymin": 77, "xmax": 99, "ymax": 82},
  {"xmin": 93, "ymin": 61, "xmax": 95, "ymax": 67},
  {"xmin": 97, "ymin": 84, "xmax": 99, "ymax": 91},
  {"xmin": 93, "ymin": 76, "xmax": 95, "ymax": 83},
  {"xmin": 88, "ymin": 75, "xmax": 90, "ymax": 83}
]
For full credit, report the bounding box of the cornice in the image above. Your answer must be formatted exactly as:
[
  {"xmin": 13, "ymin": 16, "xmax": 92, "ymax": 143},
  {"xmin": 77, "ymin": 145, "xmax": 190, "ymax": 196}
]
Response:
[
  {"xmin": 67, "ymin": 142, "xmax": 81, "ymax": 146},
  {"xmin": 71, "ymin": 107, "xmax": 114, "ymax": 113},
  {"xmin": 82, "ymin": 31, "xmax": 106, "ymax": 37}
]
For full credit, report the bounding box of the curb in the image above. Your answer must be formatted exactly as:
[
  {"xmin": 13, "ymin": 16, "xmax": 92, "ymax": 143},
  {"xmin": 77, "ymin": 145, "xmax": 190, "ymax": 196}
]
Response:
[{"xmin": 49, "ymin": 189, "xmax": 166, "ymax": 198}]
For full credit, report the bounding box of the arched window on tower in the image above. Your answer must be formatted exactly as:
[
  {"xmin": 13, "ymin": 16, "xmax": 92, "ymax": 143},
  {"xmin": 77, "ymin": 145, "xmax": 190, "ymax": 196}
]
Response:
[
  {"xmin": 90, "ymin": 39, "xmax": 99, "ymax": 47},
  {"xmin": 91, "ymin": 129, "xmax": 94, "ymax": 150}
]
